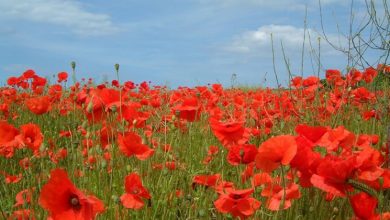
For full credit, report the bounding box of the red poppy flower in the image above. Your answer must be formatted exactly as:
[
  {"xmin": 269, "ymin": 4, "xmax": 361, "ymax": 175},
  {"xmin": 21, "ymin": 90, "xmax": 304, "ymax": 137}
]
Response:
[
  {"xmin": 317, "ymin": 126, "xmax": 356, "ymax": 152},
  {"xmin": 17, "ymin": 123, "xmax": 43, "ymax": 153},
  {"xmin": 214, "ymin": 181, "xmax": 235, "ymax": 195},
  {"xmin": 120, "ymin": 173, "xmax": 151, "ymax": 209},
  {"xmin": 99, "ymin": 125, "xmax": 115, "ymax": 150},
  {"xmin": 25, "ymin": 96, "xmax": 51, "ymax": 115},
  {"xmin": 7, "ymin": 76, "xmax": 21, "ymax": 86},
  {"xmin": 0, "ymin": 121, "xmax": 19, "ymax": 145},
  {"xmin": 0, "ymin": 121, "xmax": 20, "ymax": 158},
  {"xmin": 363, "ymin": 67, "xmax": 378, "ymax": 83},
  {"xmin": 192, "ymin": 174, "xmax": 221, "ymax": 189},
  {"xmin": 202, "ymin": 145, "xmax": 219, "ymax": 164},
  {"xmin": 209, "ymin": 118, "xmax": 250, "ymax": 148},
  {"xmin": 172, "ymin": 97, "xmax": 201, "ymax": 122},
  {"xmin": 251, "ymin": 172, "xmax": 272, "ymax": 187},
  {"xmin": 14, "ymin": 188, "xmax": 34, "ymax": 207},
  {"xmin": 290, "ymin": 76, "xmax": 303, "ymax": 88},
  {"xmin": 346, "ymin": 68, "xmax": 363, "ymax": 86},
  {"xmin": 227, "ymin": 144, "xmax": 257, "ymax": 166},
  {"xmin": 111, "ymin": 80, "xmax": 119, "ymax": 87},
  {"xmin": 351, "ymin": 87, "xmax": 375, "ymax": 104},
  {"xmin": 255, "ymin": 135, "xmax": 297, "ymax": 173},
  {"xmin": 290, "ymin": 136, "xmax": 321, "ymax": 187},
  {"xmin": 326, "ymin": 69, "xmax": 343, "ymax": 86},
  {"xmin": 118, "ymin": 132, "xmax": 154, "ymax": 160},
  {"xmin": 57, "ymin": 72, "xmax": 68, "ymax": 83},
  {"xmin": 295, "ymin": 124, "xmax": 327, "ymax": 146},
  {"xmin": 349, "ymin": 192, "xmax": 377, "ymax": 220},
  {"xmin": 32, "ymin": 75, "xmax": 47, "ymax": 89},
  {"xmin": 302, "ymin": 76, "xmax": 321, "ymax": 91},
  {"xmin": 261, "ymin": 183, "xmax": 301, "ymax": 211},
  {"xmin": 2, "ymin": 172, "xmax": 22, "ymax": 184},
  {"xmin": 310, "ymin": 155, "xmax": 356, "ymax": 197},
  {"xmin": 22, "ymin": 69, "xmax": 36, "ymax": 79},
  {"xmin": 355, "ymin": 147, "xmax": 384, "ymax": 182},
  {"xmin": 124, "ymin": 81, "xmax": 135, "ymax": 90},
  {"xmin": 214, "ymin": 188, "xmax": 261, "ymax": 219},
  {"xmin": 39, "ymin": 168, "xmax": 105, "ymax": 220},
  {"xmin": 362, "ymin": 110, "xmax": 380, "ymax": 121}
]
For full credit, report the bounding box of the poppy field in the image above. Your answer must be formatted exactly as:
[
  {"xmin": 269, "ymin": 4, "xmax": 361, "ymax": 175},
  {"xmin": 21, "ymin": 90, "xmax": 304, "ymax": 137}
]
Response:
[{"xmin": 1, "ymin": 66, "xmax": 390, "ymax": 220}]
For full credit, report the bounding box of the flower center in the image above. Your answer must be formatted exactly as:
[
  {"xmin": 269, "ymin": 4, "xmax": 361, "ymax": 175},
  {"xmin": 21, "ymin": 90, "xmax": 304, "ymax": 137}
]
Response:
[
  {"xmin": 233, "ymin": 194, "xmax": 242, "ymax": 200},
  {"xmin": 69, "ymin": 195, "xmax": 81, "ymax": 210}
]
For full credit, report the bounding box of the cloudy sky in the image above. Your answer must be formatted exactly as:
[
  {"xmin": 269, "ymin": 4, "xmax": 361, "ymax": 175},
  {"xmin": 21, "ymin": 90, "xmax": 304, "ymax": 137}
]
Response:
[{"xmin": 0, "ymin": 0, "xmax": 373, "ymax": 87}]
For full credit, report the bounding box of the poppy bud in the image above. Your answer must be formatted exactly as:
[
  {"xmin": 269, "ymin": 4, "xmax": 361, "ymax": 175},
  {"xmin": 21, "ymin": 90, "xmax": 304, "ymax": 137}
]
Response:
[
  {"xmin": 86, "ymin": 101, "xmax": 94, "ymax": 113},
  {"xmin": 39, "ymin": 143, "xmax": 46, "ymax": 153},
  {"xmin": 126, "ymin": 165, "xmax": 131, "ymax": 172},
  {"xmin": 95, "ymin": 147, "xmax": 102, "ymax": 154},
  {"xmin": 378, "ymin": 177, "xmax": 384, "ymax": 188},
  {"xmin": 71, "ymin": 61, "xmax": 76, "ymax": 70},
  {"xmin": 111, "ymin": 195, "xmax": 120, "ymax": 203},
  {"xmin": 81, "ymin": 121, "xmax": 88, "ymax": 129},
  {"xmin": 101, "ymin": 160, "xmax": 107, "ymax": 169},
  {"xmin": 115, "ymin": 63, "xmax": 120, "ymax": 72},
  {"xmin": 110, "ymin": 105, "xmax": 117, "ymax": 112}
]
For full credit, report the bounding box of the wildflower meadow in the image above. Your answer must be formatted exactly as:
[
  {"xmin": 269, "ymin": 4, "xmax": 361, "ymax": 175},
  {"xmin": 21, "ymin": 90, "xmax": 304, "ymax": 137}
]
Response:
[{"xmin": 1, "ymin": 66, "xmax": 390, "ymax": 219}]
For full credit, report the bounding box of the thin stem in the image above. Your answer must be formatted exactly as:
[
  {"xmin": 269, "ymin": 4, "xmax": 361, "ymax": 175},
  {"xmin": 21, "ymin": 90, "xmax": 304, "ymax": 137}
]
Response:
[{"xmin": 270, "ymin": 33, "xmax": 280, "ymax": 88}]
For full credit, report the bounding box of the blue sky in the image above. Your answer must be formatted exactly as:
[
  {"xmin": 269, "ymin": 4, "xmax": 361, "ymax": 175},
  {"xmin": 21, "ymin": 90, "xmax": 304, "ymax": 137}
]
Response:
[{"xmin": 0, "ymin": 0, "xmax": 372, "ymax": 88}]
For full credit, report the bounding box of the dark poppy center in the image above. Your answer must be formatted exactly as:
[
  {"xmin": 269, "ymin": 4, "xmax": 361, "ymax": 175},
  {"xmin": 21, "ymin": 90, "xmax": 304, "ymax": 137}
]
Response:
[
  {"xmin": 132, "ymin": 188, "xmax": 139, "ymax": 194},
  {"xmin": 69, "ymin": 195, "xmax": 81, "ymax": 210},
  {"xmin": 233, "ymin": 194, "xmax": 242, "ymax": 200}
]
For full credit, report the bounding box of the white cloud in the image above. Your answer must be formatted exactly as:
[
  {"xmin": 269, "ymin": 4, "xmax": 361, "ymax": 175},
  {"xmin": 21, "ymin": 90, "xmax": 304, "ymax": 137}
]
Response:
[
  {"xmin": 0, "ymin": 0, "xmax": 121, "ymax": 36},
  {"xmin": 225, "ymin": 24, "xmax": 346, "ymax": 55}
]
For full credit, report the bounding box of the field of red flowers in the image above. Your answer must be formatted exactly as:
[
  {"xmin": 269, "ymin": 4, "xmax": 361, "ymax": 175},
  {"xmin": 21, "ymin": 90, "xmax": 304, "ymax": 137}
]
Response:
[{"xmin": 1, "ymin": 66, "xmax": 390, "ymax": 219}]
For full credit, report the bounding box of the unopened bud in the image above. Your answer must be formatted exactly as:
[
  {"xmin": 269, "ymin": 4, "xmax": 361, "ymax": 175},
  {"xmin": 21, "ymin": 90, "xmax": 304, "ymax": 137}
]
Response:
[
  {"xmin": 39, "ymin": 144, "xmax": 46, "ymax": 153},
  {"xmin": 111, "ymin": 195, "xmax": 120, "ymax": 203},
  {"xmin": 81, "ymin": 121, "xmax": 88, "ymax": 129},
  {"xmin": 101, "ymin": 160, "xmax": 107, "ymax": 168},
  {"xmin": 86, "ymin": 101, "xmax": 94, "ymax": 113}
]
